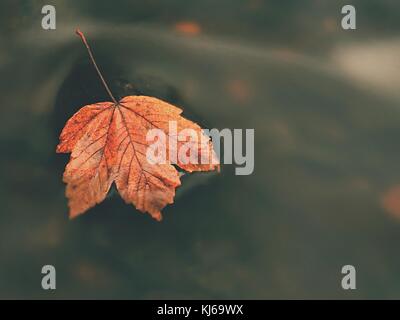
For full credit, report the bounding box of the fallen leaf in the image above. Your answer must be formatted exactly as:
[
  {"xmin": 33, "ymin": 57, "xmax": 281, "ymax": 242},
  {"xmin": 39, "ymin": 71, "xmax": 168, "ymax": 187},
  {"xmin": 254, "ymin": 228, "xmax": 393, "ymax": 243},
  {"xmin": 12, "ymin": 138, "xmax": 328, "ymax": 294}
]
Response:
[
  {"xmin": 381, "ymin": 185, "xmax": 400, "ymax": 219},
  {"xmin": 56, "ymin": 30, "xmax": 219, "ymax": 221},
  {"xmin": 174, "ymin": 21, "xmax": 202, "ymax": 36},
  {"xmin": 226, "ymin": 79, "xmax": 252, "ymax": 104}
]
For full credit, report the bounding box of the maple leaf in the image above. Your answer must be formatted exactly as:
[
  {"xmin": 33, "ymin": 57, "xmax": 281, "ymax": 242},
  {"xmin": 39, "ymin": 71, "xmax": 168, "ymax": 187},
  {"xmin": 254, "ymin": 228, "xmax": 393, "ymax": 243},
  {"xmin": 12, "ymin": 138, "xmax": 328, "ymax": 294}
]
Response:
[{"xmin": 56, "ymin": 30, "xmax": 219, "ymax": 221}]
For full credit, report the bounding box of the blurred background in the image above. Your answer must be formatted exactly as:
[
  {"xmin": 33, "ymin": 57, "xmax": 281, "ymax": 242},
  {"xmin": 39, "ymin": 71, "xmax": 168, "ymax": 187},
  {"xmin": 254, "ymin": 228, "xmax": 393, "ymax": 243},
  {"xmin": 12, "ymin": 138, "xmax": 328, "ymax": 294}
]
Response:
[{"xmin": 1, "ymin": 0, "xmax": 400, "ymax": 299}]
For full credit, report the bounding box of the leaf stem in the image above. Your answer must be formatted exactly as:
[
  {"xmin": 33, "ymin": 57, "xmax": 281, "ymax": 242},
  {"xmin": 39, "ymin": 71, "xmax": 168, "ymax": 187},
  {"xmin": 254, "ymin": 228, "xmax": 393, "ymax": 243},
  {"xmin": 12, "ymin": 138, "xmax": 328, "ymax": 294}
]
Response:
[{"xmin": 76, "ymin": 29, "xmax": 118, "ymax": 104}]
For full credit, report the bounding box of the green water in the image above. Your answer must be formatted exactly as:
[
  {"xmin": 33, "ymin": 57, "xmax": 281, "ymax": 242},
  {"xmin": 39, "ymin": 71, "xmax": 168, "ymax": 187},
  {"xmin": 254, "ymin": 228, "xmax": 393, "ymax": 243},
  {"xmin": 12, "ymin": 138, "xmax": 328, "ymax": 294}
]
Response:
[{"xmin": 1, "ymin": 0, "xmax": 400, "ymax": 299}]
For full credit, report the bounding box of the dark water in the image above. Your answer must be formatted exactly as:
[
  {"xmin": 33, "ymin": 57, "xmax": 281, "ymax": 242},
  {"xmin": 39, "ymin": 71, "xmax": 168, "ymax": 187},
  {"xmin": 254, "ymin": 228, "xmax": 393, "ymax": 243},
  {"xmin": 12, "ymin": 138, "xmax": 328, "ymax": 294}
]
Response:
[{"xmin": 1, "ymin": 0, "xmax": 400, "ymax": 299}]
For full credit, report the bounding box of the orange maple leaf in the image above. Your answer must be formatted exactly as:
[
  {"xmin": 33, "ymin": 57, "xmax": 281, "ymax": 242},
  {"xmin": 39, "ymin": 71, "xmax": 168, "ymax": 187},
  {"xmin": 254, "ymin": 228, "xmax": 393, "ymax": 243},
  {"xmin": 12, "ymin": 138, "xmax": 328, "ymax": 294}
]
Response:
[{"xmin": 56, "ymin": 30, "xmax": 219, "ymax": 221}]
